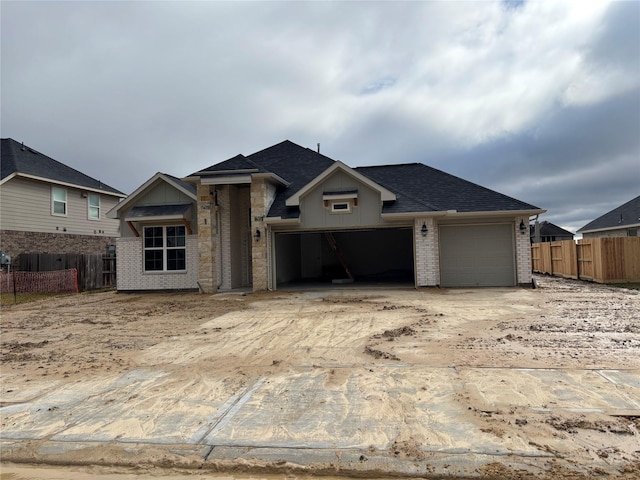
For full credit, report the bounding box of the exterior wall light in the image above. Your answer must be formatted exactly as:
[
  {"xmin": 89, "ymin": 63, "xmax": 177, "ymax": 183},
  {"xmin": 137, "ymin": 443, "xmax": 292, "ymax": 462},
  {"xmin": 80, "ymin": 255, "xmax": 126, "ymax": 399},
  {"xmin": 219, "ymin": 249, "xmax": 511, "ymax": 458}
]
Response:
[
  {"xmin": 421, "ymin": 222, "xmax": 428, "ymax": 237},
  {"xmin": 519, "ymin": 220, "xmax": 526, "ymax": 235},
  {"xmin": 254, "ymin": 228, "xmax": 261, "ymax": 242}
]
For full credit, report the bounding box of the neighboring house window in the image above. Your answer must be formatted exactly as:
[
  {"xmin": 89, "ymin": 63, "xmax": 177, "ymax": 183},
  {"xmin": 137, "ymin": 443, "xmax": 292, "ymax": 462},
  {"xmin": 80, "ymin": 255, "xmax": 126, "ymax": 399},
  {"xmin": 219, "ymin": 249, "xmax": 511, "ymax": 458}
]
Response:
[
  {"xmin": 143, "ymin": 226, "xmax": 186, "ymax": 272},
  {"xmin": 52, "ymin": 187, "xmax": 67, "ymax": 216},
  {"xmin": 88, "ymin": 194, "xmax": 100, "ymax": 220},
  {"xmin": 629, "ymin": 228, "xmax": 638, "ymax": 237},
  {"xmin": 330, "ymin": 201, "xmax": 352, "ymax": 214}
]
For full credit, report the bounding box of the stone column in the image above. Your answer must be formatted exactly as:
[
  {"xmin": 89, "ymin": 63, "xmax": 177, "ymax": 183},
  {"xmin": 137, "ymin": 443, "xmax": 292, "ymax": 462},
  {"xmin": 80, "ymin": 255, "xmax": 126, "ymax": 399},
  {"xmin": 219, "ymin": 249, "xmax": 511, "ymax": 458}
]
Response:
[
  {"xmin": 250, "ymin": 177, "xmax": 269, "ymax": 291},
  {"xmin": 196, "ymin": 182, "xmax": 217, "ymax": 293}
]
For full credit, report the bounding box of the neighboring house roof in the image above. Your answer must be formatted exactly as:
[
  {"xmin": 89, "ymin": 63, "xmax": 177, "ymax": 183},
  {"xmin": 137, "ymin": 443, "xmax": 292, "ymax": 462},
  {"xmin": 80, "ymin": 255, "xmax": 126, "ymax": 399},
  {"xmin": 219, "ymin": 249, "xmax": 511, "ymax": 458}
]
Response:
[
  {"xmin": 107, "ymin": 172, "xmax": 196, "ymax": 219},
  {"xmin": 577, "ymin": 195, "xmax": 640, "ymax": 233},
  {"xmin": 189, "ymin": 140, "xmax": 542, "ymax": 219},
  {"xmin": 1, "ymin": 138, "xmax": 124, "ymax": 196},
  {"xmin": 530, "ymin": 221, "xmax": 574, "ymax": 237}
]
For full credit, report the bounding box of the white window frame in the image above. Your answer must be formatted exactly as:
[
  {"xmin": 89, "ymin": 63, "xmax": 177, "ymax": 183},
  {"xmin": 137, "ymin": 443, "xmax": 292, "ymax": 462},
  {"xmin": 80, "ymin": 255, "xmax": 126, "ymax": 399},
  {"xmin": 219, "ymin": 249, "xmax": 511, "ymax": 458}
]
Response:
[
  {"xmin": 143, "ymin": 225, "xmax": 187, "ymax": 272},
  {"xmin": 51, "ymin": 186, "xmax": 67, "ymax": 216},
  {"xmin": 330, "ymin": 201, "xmax": 352, "ymax": 214},
  {"xmin": 88, "ymin": 193, "xmax": 100, "ymax": 220}
]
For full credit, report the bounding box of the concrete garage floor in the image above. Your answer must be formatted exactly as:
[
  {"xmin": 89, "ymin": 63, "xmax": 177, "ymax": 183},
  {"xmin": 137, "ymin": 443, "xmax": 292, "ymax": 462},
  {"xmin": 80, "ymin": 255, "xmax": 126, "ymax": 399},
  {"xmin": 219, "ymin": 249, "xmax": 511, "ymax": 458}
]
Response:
[{"xmin": 1, "ymin": 275, "xmax": 639, "ymax": 479}]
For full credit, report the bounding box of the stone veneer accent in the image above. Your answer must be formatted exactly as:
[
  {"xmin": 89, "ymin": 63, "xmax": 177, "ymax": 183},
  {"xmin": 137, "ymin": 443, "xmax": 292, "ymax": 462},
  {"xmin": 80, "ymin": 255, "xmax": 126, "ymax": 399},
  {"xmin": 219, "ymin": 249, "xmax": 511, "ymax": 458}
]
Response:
[
  {"xmin": 250, "ymin": 176, "xmax": 271, "ymax": 291},
  {"xmin": 196, "ymin": 183, "xmax": 218, "ymax": 293},
  {"xmin": 0, "ymin": 229, "xmax": 116, "ymax": 271},
  {"xmin": 116, "ymin": 235, "xmax": 198, "ymax": 291}
]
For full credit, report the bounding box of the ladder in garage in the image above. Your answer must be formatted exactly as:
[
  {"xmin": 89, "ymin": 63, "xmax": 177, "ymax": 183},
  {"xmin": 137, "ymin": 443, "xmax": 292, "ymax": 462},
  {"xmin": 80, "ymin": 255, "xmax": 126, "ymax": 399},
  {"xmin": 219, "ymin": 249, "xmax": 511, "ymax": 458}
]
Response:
[{"xmin": 324, "ymin": 232, "xmax": 354, "ymax": 281}]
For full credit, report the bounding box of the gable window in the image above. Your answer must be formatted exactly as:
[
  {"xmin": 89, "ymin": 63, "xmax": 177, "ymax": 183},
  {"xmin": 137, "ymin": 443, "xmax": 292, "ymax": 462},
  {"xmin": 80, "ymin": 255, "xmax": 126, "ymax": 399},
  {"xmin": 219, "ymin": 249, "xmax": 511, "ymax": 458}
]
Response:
[
  {"xmin": 88, "ymin": 194, "xmax": 100, "ymax": 220},
  {"xmin": 52, "ymin": 187, "xmax": 67, "ymax": 216},
  {"xmin": 144, "ymin": 225, "xmax": 186, "ymax": 272},
  {"xmin": 323, "ymin": 189, "xmax": 358, "ymax": 214},
  {"xmin": 331, "ymin": 201, "xmax": 351, "ymax": 213}
]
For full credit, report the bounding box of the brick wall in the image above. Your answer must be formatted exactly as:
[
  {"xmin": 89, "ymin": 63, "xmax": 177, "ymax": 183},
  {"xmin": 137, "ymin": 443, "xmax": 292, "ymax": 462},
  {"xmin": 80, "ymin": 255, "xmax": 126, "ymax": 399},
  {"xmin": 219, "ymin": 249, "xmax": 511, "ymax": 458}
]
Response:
[
  {"xmin": 0, "ymin": 229, "xmax": 116, "ymax": 270},
  {"xmin": 414, "ymin": 218, "xmax": 439, "ymax": 286},
  {"xmin": 515, "ymin": 216, "xmax": 533, "ymax": 285},
  {"xmin": 116, "ymin": 235, "xmax": 198, "ymax": 291},
  {"xmin": 218, "ymin": 186, "xmax": 232, "ymax": 290}
]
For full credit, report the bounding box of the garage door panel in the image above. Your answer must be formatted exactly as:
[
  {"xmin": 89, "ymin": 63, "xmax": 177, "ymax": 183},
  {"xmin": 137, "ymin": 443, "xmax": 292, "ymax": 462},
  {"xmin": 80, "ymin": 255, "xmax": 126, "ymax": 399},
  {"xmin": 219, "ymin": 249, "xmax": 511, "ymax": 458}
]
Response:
[{"xmin": 440, "ymin": 224, "xmax": 515, "ymax": 287}]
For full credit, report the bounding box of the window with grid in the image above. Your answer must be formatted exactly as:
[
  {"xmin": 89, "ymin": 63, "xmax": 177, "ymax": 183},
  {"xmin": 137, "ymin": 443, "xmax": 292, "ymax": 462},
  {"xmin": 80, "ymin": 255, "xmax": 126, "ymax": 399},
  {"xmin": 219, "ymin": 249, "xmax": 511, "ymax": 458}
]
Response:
[{"xmin": 143, "ymin": 226, "xmax": 186, "ymax": 271}]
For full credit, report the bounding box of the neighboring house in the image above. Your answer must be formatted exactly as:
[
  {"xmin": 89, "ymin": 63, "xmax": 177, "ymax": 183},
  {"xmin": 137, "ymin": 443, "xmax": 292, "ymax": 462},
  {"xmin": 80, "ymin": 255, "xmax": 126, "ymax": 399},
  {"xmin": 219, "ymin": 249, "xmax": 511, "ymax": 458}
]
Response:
[
  {"xmin": 530, "ymin": 221, "xmax": 574, "ymax": 243},
  {"xmin": 577, "ymin": 195, "xmax": 640, "ymax": 238},
  {"xmin": 0, "ymin": 138, "xmax": 126, "ymax": 270},
  {"xmin": 180, "ymin": 140, "xmax": 544, "ymax": 292},
  {"xmin": 106, "ymin": 172, "xmax": 198, "ymax": 291}
]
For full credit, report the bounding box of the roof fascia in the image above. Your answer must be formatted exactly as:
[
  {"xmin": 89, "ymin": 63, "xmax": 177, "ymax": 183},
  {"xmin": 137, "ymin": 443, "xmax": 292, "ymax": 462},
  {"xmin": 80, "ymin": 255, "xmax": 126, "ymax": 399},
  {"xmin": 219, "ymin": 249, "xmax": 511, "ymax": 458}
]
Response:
[
  {"xmin": 381, "ymin": 208, "xmax": 546, "ymax": 221},
  {"xmin": 202, "ymin": 175, "xmax": 251, "ymax": 185},
  {"xmin": 252, "ymin": 172, "xmax": 290, "ymax": 187},
  {"xmin": 191, "ymin": 168, "xmax": 259, "ymax": 176},
  {"xmin": 8, "ymin": 172, "xmax": 126, "ymax": 198},
  {"xmin": 285, "ymin": 161, "xmax": 396, "ymax": 207},
  {"xmin": 578, "ymin": 222, "xmax": 640, "ymax": 234},
  {"xmin": 0, "ymin": 172, "xmax": 18, "ymax": 185},
  {"xmin": 106, "ymin": 173, "xmax": 195, "ymax": 219}
]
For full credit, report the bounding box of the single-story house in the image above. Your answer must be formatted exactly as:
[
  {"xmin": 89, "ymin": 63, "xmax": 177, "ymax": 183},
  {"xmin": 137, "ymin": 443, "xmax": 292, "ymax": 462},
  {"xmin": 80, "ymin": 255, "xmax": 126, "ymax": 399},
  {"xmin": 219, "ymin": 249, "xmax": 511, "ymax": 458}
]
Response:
[
  {"xmin": 107, "ymin": 172, "xmax": 198, "ymax": 291},
  {"xmin": 577, "ymin": 195, "xmax": 640, "ymax": 238},
  {"xmin": 111, "ymin": 140, "xmax": 545, "ymax": 292},
  {"xmin": 184, "ymin": 140, "xmax": 545, "ymax": 292},
  {"xmin": 530, "ymin": 221, "xmax": 574, "ymax": 243}
]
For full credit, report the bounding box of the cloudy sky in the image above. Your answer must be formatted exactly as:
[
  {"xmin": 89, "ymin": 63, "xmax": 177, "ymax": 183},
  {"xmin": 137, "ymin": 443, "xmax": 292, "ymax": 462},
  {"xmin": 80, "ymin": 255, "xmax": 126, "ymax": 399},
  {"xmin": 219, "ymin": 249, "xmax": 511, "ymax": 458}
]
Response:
[{"xmin": 2, "ymin": 1, "xmax": 639, "ymax": 234}]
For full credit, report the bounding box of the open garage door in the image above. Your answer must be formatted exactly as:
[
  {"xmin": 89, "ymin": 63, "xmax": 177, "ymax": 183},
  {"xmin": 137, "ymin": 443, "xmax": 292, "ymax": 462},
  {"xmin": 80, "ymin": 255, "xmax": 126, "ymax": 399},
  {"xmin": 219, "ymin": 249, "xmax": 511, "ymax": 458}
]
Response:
[
  {"xmin": 274, "ymin": 228, "xmax": 414, "ymax": 288},
  {"xmin": 439, "ymin": 224, "xmax": 515, "ymax": 287}
]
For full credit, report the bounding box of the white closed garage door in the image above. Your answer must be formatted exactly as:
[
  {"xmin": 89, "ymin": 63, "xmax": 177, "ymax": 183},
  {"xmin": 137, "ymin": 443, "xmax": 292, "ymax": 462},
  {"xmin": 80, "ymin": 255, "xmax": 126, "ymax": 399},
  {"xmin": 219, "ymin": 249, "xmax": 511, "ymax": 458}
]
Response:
[{"xmin": 439, "ymin": 223, "xmax": 515, "ymax": 287}]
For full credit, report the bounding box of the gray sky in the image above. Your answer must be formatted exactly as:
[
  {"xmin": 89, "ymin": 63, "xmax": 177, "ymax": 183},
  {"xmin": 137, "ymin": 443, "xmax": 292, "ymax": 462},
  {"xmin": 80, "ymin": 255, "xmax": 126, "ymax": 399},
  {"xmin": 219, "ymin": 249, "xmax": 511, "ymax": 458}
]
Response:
[{"xmin": 2, "ymin": 0, "xmax": 639, "ymax": 234}]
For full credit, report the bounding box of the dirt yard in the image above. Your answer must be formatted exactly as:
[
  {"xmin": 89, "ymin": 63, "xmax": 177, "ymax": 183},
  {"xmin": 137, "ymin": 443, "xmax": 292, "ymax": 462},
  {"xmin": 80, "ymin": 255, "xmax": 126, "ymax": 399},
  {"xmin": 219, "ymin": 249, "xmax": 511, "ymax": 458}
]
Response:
[{"xmin": 1, "ymin": 275, "xmax": 639, "ymax": 479}]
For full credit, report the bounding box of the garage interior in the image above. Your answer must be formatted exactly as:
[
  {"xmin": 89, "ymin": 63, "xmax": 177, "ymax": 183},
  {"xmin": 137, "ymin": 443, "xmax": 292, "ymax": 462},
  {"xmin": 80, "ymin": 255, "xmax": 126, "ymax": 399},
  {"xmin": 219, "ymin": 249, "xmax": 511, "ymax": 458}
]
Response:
[{"xmin": 274, "ymin": 228, "xmax": 414, "ymax": 288}]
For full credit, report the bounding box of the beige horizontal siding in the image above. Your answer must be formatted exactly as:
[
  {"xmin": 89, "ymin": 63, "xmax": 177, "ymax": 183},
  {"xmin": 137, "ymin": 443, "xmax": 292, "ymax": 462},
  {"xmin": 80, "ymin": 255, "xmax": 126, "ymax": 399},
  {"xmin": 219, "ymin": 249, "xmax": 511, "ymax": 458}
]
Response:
[{"xmin": 0, "ymin": 176, "xmax": 120, "ymax": 237}]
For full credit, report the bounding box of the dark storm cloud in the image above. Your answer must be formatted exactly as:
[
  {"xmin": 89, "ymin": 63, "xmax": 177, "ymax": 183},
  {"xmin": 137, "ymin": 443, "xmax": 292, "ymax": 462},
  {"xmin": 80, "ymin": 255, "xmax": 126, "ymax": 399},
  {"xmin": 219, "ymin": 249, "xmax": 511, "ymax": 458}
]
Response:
[{"xmin": 1, "ymin": 1, "xmax": 638, "ymax": 235}]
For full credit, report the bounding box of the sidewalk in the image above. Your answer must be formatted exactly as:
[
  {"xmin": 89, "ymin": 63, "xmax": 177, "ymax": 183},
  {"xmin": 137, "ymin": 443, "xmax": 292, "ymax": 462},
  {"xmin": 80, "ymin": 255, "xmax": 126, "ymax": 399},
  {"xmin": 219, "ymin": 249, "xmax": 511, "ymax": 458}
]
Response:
[{"xmin": 2, "ymin": 364, "xmax": 639, "ymax": 478}]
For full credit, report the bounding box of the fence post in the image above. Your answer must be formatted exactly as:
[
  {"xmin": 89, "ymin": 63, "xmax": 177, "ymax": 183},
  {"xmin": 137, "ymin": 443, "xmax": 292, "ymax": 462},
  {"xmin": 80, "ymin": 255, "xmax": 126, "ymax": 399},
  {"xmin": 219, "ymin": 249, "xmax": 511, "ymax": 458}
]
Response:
[{"xmin": 12, "ymin": 269, "xmax": 17, "ymax": 304}]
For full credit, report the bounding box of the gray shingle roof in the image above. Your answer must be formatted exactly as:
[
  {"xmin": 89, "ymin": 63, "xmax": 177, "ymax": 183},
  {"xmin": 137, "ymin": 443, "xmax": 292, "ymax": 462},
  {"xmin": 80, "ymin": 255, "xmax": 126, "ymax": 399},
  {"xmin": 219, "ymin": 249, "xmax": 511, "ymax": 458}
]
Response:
[
  {"xmin": 530, "ymin": 221, "xmax": 574, "ymax": 237},
  {"xmin": 1, "ymin": 138, "xmax": 124, "ymax": 195},
  {"xmin": 192, "ymin": 140, "xmax": 541, "ymax": 219},
  {"xmin": 577, "ymin": 195, "xmax": 640, "ymax": 232},
  {"xmin": 356, "ymin": 163, "xmax": 540, "ymax": 214},
  {"xmin": 125, "ymin": 204, "xmax": 192, "ymax": 220}
]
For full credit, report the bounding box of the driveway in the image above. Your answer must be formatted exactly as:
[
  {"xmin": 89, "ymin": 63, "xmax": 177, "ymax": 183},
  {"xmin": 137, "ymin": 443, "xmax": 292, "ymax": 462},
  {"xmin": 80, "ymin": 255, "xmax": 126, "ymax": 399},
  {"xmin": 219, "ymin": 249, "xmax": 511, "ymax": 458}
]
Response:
[{"xmin": 1, "ymin": 276, "xmax": 639, "ymax": 479}]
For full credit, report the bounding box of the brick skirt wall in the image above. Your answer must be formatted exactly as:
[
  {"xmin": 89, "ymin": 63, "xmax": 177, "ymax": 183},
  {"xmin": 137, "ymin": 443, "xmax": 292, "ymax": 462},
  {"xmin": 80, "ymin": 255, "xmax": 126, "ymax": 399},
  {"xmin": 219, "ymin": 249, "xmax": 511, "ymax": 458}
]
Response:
[
  {"xmin": 116, "ymin": 236, "xmax": 199, "ymax": 291},
  {"xmin": 0, "ymin": 229, "xmax": 116, "ymax": 271}
]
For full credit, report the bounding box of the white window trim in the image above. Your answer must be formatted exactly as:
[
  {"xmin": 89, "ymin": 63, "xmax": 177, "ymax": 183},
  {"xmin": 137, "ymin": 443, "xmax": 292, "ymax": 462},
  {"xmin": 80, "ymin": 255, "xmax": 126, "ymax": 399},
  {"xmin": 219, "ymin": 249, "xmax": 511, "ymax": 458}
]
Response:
[
  {"xmin": 330, "ymin": 201, "xmax": 352, "ymax": 214},
  {"xmin": 51, "ymin": 186, "xmax": 67, "ymax": 217},
  {"xmin": 88, "ymin": 193, "xmax": 101, "ymax": 220},
  {"xmin": 143, "ymin": 225, "xmax": 187, "ymax": 272}
]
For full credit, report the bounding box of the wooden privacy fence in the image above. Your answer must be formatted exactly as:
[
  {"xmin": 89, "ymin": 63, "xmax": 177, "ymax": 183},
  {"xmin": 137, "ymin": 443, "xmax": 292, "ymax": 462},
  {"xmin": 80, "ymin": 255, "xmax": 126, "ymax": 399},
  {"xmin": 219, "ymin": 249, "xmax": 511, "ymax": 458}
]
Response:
[
  {"xmin": 532, "ymin": 237, "xmax": 640, "ymax": 283},
  {"xmin": 18, "ymin": 253, "xmax": 116, "ymax": 292}
]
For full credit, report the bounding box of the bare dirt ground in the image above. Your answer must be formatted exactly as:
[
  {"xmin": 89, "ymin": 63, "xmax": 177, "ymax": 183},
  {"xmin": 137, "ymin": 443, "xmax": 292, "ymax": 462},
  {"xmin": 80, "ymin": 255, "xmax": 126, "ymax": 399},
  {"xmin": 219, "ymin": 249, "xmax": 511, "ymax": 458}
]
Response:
[{"xmin": 1, "ymin": 275, "xmax": 639, "ymax": 479}]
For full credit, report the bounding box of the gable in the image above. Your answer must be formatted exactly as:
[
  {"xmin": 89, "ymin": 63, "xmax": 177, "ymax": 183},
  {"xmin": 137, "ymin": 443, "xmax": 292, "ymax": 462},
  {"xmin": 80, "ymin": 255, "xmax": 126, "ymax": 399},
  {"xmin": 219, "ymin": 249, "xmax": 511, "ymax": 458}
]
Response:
[
  {"xmin": 107, "ymin": 172, "xmax": 196, "ymax": 219},
  {"xmin": 286, "ymin": 161, "xmax": 396, "ymax": 208},
  {"xmin": 298, "ymin": 169, "xmax": 386, "ymax": 229}
]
